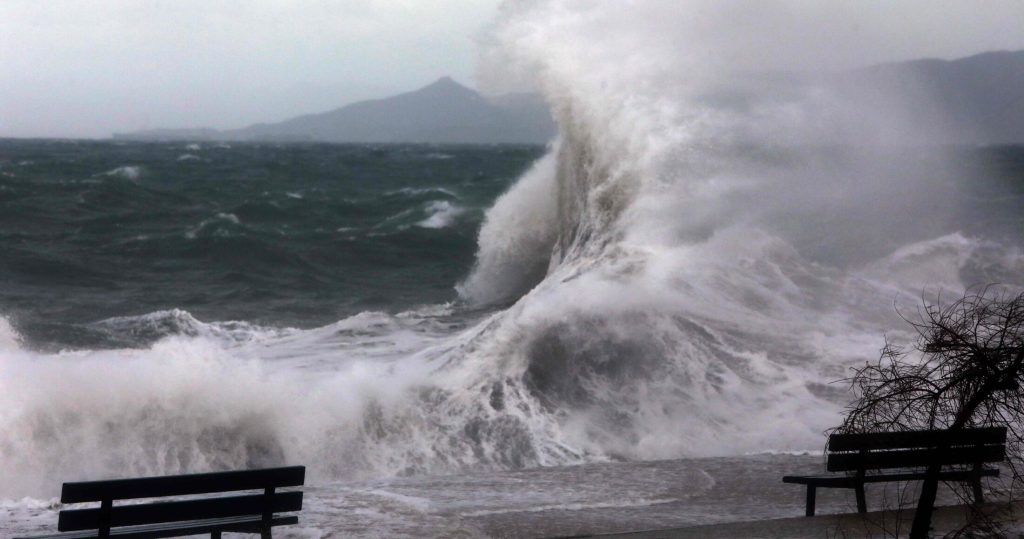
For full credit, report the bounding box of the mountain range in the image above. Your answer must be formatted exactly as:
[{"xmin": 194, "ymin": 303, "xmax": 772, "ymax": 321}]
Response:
[
  {"xmin": 115, "ymin": 50, "xmax": 1024, "ymax": 145},
  {"xmin": 114, "ymin": 77, "xmax": 557, "ymax": 145},
  {"xmin": 819, "ymin": 49, "xmax": 1024, "ymax": 145}
]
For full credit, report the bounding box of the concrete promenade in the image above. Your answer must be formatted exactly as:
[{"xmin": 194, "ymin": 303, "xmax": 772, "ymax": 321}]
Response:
[{"xmin": 572, "ymin": 503, "xmax": 1023, "ymax": 539}]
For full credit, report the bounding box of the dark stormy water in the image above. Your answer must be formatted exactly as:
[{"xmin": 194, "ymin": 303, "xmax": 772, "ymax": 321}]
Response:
[
  {"xmin": 2, "ymin": 139, "xmax": 1022, "ymax": 354},
  {"xmin": 0, "ymin": 140, "xmax": 542, "ymax": 351}
]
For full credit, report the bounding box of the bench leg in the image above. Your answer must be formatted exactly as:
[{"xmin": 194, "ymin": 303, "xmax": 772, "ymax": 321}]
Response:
[
  {"xmin": 805, "ymin": 486, "xmax": 816, "ymax": 517},
  {"xmin": 973, "ymin": 479, "xmax": 984, "ymax": 504},
  {"xmin": 212, "ymin": 533, "xmax": 221, "ymax": 539},
  {"xmin": 855, "ymin": 484, "xmax": 867, "ymax": 513},
  {"xmin": 261, "ymin": 528, "xmax": 272, "ymax": 539}
]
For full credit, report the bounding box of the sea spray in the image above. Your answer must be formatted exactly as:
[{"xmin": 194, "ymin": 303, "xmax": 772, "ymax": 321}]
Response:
[
  {"xmin": 457, "ymin": 150, "xmax": 560, "ymax": 304},
  {"xmin": 0, "ymin": 316, "xmax": 20, "ymax": 352},
  {"xmin": 2, "ymin": 1, "xmax": 1024, "ymax": 506},
  {"xmin": 0, "ymin": 303, "xmax": 579, "ymax": 498},
  {"xmin": 0, "ymin": 312, "xmax": 445, "ymax": 497},
  {"xmin": 456, "ymin": 0, "xmax": 1024, "ymax": 460}
]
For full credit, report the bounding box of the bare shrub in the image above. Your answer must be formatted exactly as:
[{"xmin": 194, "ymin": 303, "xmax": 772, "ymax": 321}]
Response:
[{"xmin": 838, "ymin": 288, "xmax": 1024, "ymax": 538}]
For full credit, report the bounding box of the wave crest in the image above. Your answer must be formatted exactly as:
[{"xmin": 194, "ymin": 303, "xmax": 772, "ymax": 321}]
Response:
[{"xmin": 458, "ymin": 151, "xmax": 560, "ymax": 305}]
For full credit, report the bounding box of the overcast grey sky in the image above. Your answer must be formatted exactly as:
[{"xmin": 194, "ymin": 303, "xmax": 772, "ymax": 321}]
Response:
[
  {"xmin": 1, "ymin": 0, "xmax": 501, "ymax": 138},
  {"xmin": 3, "ymin": 0, "xmax": 1024, "ymax": 139}
]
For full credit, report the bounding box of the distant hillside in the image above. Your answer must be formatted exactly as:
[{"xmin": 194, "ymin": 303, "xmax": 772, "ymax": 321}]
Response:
[
  {"xmin": 115, "ymin": 77, "xmax": 557, "ymax": 145},
  {"xmin": 848, "ymin": 50, "xmax": 1024, "ymax": 144},
  {"xmin": 115, "ymin": 51, "xmax": 1024, "ymax": 145}
]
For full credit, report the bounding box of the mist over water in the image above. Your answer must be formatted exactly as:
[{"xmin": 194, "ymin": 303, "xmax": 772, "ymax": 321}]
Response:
[
  {"xmin": 457, "ymin": 0, "xmax": 1024, "ymax": 459},
  {"xmin": 2, "ymin": 1, "xmax": 1024, "ymax": 520}
]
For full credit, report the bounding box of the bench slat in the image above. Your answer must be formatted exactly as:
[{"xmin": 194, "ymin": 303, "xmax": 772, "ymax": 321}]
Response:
[
  {"xmin": 61, "ymin": 466, "xmax": 305, "ymax": 503},
  {"xmin": 828, "ymin": 427, "xmax": 1006, "ymax": 452},
  {"xmin": 783, "ymin": 467, "xmax": 999, "ymax": 486},
  {"xmin": 827, "ymin": 444, "xmax": 1005, "ymax": 472},
  {"xmin": 18, "ymin": 515, "xmax": 299, "ymax": 539},
  {"xmin": 58, "ymin": 491, "xmax": 302, "ymax": 532},
  {"xmin": 784, "ymin": 428, "xmax": 1006, "ymax": 517}
]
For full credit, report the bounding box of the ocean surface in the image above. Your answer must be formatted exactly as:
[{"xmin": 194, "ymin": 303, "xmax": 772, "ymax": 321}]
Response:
[
  {"xmin": 0, "ymin": 140, "xmax": 540, "ymax": 351},
  {"xmin": 1, "ymin": 137, "xmax": 1022, "ymax": 537},
  {"xmin": 3, "ymin": 6, "xmax": 1024, "ymax": 536}
]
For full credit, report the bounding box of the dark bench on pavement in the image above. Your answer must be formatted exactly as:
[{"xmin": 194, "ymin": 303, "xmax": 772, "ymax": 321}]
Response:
[
  {"xmin": 783, "ymin": 427, "xmax": 1005, "ymax": 516},
  {"xmin": 15, "ymin": 465, "xmax": 305, "ymax": 539}
]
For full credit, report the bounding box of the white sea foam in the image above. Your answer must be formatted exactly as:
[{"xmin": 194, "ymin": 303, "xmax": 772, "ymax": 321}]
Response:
[
  {"xmin": 177, "ymin": 153, "xmax": 200, "ymax": 161},
  {"xmin": 416, "ymin": 201, "xmax": 466, "ymax": 229},
  {"xmin": 90, "ymin": 309, "xmax": 291, "ymax": 345},
  {"xmin": 0, "ymin": 315, "xmax": 22, "ymax": 352},
  {"xmin": 185, "ymin": 213, "xmax": 241, "ymax": 239},
  {"xmin": 460, "ymin": 497, "xmax": 677, "ymax": 518},
  {"xmin": 863, "ymin": 233, "xmax": 1024, "ymax": 295},
  {"xmin": 97, "ymin": 165, "xmax": 142, "ymax": 181},
  {"xmin": 457, "ymin": 151, "xmax": 559, "ymax": 304},
  {"xmin": 451, "ymin": 0, "xmax": 1024, "ymax": 462},
  {"xmin": 366, "ymin": 489, "xmax": 434, "ymax": 513},
  {"xmin": 0, "ymin": 309, "xmax": 458, "ymax": 498},
  {"xmin": 3, "ymin": 0, "xmax": 1024, "ymax": 511}
]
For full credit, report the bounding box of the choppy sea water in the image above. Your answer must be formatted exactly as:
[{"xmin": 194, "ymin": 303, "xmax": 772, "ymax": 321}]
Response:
[
  {"xmin": 4, "ymin": 7, "xmax": 1024, "ymax": 537},
  {"xmin": 1, "ymin": 136, "xmax": 1021, "ymax": 537},
  {"xmin": 0, "ymin": 140, "xmax": 539, "ymax": 350}
]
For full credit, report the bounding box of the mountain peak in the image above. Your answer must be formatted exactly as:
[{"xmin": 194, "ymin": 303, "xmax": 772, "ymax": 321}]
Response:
[
  {"xmin": 431, "ymin": 75, "xmax": 460, "ymax": 87},
  {"xmin": 418, "ymin": 76, "xmax": 477, "ymax": 99}
]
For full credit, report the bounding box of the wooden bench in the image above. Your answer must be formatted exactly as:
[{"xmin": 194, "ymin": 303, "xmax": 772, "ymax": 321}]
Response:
[
  {"xmin": 782, "ymin": 427, "xmax": 1005, "ymax": 516},
  {"xmin": 15, "ymin": 466, "xmax": 305, "ymax": 539}
]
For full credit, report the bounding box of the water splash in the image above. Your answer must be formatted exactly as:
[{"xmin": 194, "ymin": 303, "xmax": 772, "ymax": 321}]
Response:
[{"xmin": 2, "ymin": 0, "xmax": 1023, "ymax": 503}]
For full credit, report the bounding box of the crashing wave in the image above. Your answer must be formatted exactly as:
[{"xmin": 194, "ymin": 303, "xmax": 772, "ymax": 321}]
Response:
[{"xmin": 2, "ymin": 0, "xmax": 1023, "ymax": 501}]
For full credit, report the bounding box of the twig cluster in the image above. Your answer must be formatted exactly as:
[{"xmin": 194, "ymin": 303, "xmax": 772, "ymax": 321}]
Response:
[
  {"xmin": 837, "ymin": 288, "xmax": 1024, "ymax": 537},
  {"xmin": 842, "ymin": 289, "xmax": 1024, "ymax": 435}
]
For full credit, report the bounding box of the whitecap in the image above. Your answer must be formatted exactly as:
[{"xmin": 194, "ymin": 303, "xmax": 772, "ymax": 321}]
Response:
[
  {"xmin": 416, "ymin": 201, "xmax": 466, "ymax": 229},
  {"xmin": 96, "ymin": 165, "xmax": 142, "ymax": 181},
  {"xmin": 185, "ymin": 213, "xmax": 241, "ymax": 239}
]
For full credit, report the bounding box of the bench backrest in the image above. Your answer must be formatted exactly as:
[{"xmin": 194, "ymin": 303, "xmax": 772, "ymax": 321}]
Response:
[
  {"xmin": 57, "ymin": 466, "xmax": 305, "ymax": 533},
  {"xmin": 826, "ymin": 427, "xmax": 1006, "ymax": 473}
]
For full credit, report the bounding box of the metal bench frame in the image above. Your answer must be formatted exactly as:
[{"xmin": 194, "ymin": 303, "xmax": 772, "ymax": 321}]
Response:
[
  {"xmin": 15, "ymin": 466, "xmax": 305, "ymax": 539},
  {"xmin": 783, "ymin": 427, "xmax": 1005, "ymax": 516}
]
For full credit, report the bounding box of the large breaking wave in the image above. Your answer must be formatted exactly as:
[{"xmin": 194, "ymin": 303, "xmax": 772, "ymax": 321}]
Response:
[{"xmin": 2, "ymin": 0, "xmax": 1024, "ymax": 500}]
